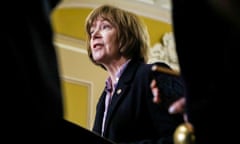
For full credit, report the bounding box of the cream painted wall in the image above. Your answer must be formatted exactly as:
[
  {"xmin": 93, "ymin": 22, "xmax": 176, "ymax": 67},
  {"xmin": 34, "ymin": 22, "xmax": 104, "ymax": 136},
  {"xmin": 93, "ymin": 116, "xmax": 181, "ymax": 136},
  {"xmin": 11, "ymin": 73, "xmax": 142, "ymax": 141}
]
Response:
[{"xmin": 56, "ymin": 44, "xmax": 108, "ymax": 129}]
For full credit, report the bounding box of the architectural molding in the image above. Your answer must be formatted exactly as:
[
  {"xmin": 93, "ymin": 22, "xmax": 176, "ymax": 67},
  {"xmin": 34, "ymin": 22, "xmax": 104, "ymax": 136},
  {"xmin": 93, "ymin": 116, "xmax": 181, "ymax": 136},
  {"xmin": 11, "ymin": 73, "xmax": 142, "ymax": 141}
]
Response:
[
  {"xmin": 54, "ymin": 34, "xmax": 87, "ymax": 54},
  {"xmin": 148, "ymin": 32, "xmax": 180, "ymax": 72},
  {"xmin": 57, "ymin": 0, "xmax": 172, "ymax": 24},
  {"xmin": 62, "ymin": 75, "xmax": 94, "ymax": 129}
]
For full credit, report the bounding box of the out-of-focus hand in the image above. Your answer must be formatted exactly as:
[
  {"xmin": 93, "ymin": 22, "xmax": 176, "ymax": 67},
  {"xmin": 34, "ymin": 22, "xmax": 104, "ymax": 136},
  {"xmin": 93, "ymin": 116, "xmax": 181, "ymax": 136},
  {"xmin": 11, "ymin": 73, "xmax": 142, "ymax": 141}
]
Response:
[
  {"xmin": 150, "ymin": 79, "xmax": 161, "ymax": 104},
  {"xmin": 168, "ymin": 97, "xmax": 185, "ymax": 114}
]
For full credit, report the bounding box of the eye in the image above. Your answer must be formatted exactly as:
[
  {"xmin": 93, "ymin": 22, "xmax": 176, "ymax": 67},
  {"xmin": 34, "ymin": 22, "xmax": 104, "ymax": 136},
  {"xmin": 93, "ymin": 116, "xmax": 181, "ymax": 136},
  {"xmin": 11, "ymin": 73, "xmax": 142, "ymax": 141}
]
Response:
[{"xmin": 102, "ymin": 24, "xmax": 111, "ymax": 30}]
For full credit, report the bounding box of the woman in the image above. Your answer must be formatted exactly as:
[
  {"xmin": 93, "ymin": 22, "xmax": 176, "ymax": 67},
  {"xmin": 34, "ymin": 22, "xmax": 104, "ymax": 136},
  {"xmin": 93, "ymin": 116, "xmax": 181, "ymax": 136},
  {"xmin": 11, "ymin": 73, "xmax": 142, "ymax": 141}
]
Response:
[{"xmin": 85, "ymin": 4, "xmax": 184, "ymax": 144}]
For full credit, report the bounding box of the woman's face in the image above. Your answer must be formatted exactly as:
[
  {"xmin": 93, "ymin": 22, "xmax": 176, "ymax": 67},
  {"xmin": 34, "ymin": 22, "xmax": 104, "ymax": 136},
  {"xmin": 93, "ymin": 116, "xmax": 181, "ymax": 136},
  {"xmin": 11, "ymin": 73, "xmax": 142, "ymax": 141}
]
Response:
[{"xmin": 90, "ymin": 17, "xmax": 119, "ymax": 65}]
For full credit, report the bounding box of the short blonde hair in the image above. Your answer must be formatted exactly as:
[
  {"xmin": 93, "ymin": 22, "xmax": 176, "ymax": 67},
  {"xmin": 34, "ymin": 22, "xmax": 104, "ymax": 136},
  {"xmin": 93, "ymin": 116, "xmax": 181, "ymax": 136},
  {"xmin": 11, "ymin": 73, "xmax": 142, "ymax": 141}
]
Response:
[{"xmin": 85, "ymin": 4, "xmax": 150, "ymax": 66}]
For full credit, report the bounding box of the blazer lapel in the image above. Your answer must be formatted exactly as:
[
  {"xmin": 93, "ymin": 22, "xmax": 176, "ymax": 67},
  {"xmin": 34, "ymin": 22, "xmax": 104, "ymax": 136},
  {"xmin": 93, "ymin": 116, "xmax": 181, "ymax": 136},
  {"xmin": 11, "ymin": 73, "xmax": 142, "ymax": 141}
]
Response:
[{"xmin": 93, "ymin": 92, "xmax": 106, "ymax": 133}]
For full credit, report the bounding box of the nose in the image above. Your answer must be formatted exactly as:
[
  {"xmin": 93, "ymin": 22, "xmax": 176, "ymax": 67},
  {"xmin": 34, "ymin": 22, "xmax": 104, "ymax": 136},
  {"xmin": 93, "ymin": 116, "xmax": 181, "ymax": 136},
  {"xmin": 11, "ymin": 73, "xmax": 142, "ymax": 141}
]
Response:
[{"xmin": 91, "ymin": 28, "xmax": 102, "ymax": 40}]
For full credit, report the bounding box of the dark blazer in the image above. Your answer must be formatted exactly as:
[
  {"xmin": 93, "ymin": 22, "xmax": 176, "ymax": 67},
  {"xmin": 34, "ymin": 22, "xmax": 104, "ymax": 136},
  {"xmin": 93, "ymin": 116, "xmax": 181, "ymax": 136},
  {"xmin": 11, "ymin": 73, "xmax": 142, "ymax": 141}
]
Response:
[{"xmin": 93, "ymin": 59, "xmax": 184, "ymax": 144}]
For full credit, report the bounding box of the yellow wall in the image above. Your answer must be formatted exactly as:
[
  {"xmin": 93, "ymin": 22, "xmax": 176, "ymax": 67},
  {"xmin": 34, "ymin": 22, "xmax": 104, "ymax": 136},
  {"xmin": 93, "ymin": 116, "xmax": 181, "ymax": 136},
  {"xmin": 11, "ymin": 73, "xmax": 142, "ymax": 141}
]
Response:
[
  {"xmin": 62, "ymin": 80, "xmax": 89, "ymax": 128},
  {"xmin": 52, "ymin": 8, "xmax": 91, "ymax": 40}
]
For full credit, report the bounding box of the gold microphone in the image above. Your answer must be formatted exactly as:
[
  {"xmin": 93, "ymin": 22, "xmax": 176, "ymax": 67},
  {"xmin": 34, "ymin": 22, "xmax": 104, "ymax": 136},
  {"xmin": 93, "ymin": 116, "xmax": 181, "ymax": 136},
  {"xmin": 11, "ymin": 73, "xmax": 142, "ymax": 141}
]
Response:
[{"xmin": 173, "ymin": 122, "xmax": 195, "ymax": 144}]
